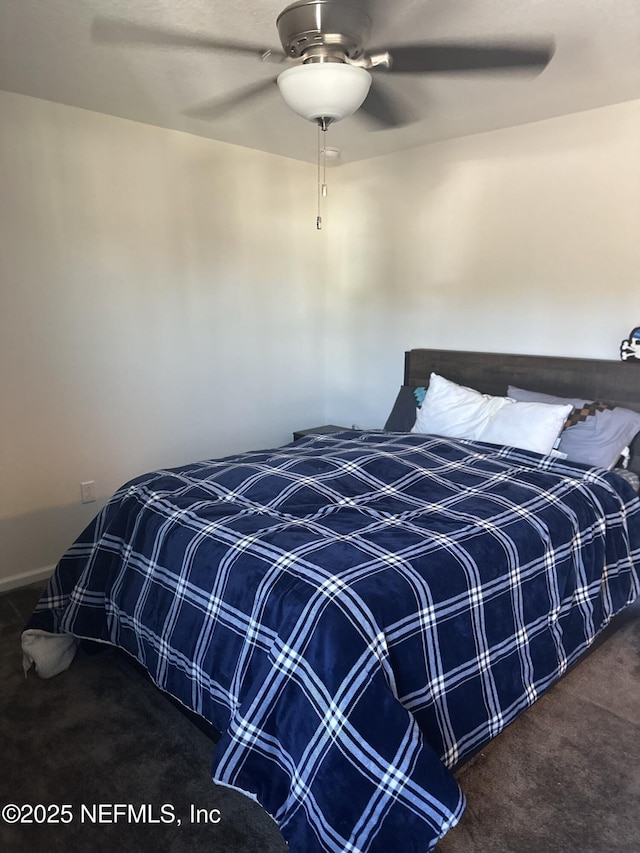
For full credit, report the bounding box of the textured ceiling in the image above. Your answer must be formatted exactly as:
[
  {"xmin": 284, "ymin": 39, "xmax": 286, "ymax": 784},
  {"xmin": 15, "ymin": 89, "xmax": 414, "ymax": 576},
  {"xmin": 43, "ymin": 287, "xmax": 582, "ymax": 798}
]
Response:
[{"xmin": 1, "ymin": 0, "xmax": 640, "ymax": 165}]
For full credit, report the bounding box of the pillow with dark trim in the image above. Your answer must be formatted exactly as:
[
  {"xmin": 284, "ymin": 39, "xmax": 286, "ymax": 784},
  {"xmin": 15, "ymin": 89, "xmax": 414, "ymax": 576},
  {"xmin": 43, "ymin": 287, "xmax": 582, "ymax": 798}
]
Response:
[{"xmin": 508, "ymin": 385, "xmax": 640, "ymax": 469}]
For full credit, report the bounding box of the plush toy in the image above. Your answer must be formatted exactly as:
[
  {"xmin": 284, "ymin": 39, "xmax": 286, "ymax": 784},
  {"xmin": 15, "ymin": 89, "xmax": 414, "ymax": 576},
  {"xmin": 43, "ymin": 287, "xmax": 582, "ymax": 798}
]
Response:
[{"xmin": 620, "ymin": 327, "xmax": 640, "ymax": 361}]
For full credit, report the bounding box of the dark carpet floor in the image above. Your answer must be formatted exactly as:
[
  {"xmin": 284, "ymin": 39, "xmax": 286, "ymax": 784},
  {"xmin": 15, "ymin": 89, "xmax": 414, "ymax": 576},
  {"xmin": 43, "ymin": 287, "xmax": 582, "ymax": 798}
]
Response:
[{"xmin": 2, "ymin": 584, "xmax": 639, "ymax": 853}]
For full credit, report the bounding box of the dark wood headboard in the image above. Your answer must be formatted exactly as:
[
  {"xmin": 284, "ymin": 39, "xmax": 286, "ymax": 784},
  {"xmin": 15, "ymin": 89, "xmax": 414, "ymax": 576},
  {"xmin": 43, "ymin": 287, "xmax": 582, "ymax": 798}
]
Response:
[{"xmin": 404, "ymin": 349, "xmax": 640, "ymax": 472}]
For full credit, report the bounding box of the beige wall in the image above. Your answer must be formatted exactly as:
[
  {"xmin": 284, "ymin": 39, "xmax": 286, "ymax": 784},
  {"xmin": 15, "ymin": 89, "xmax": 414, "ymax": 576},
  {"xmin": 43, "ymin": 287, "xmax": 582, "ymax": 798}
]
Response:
[
  {"xmin": 0, "ymin": 91, "xmax": 328, "ymax": 584},
  {"xmin": 325, "ymin": 100, "xmax": 640, "ymax": 430}
]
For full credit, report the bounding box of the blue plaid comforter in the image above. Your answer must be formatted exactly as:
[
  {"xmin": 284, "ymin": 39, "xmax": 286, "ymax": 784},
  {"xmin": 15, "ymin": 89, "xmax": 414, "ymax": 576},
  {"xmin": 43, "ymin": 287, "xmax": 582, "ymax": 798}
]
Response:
[{"xmin": 26, "ymin": 431, "xmax": 640, "ymax": 851}]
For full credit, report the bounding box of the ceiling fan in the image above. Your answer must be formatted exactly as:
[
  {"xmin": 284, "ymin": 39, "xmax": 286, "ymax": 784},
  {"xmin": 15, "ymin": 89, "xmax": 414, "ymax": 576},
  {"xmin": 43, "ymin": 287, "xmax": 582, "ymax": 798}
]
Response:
[{"xmin": 92, "ymin": 0, "xmax": 555, "ymax": 131}]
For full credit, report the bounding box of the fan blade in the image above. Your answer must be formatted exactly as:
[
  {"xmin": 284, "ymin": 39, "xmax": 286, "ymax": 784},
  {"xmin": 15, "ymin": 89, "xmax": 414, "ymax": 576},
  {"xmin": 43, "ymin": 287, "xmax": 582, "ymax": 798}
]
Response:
[
  {"xmin": 358, "ymin": 79, "xmax": 415, "ymax": 129},
  {"xmin": 376, "ymin": 41, "xmax": 555, "ymax": 74},
  {"xmin": 91, "ymin": 17, "xmax": 286, "ymax": 63},
  {"xmin": 183, "ymin": 78, "xmax": 278, "ymax": 121}
]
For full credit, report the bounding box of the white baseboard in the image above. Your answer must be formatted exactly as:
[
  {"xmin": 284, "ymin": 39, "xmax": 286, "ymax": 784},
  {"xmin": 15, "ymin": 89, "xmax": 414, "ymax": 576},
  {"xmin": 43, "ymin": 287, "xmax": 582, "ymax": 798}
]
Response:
[{"xmin": 0, "ymin": 565, "xmax": 55, "ymax": 594}]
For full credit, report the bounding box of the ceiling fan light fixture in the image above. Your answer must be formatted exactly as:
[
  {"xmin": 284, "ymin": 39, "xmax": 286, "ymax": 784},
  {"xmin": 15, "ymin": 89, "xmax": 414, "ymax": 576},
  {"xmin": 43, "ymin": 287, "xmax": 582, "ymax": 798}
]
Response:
[{"xmin": 277, "ymin": 62, "xmax": 372, "ymax": 124}]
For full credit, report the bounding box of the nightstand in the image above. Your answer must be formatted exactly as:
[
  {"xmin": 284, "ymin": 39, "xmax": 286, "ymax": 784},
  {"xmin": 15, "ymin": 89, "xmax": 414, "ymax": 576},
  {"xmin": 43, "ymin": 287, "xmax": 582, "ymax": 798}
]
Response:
[{"xmin": 293, "ymin": 424, "xmax": 349, "ymax": 441}]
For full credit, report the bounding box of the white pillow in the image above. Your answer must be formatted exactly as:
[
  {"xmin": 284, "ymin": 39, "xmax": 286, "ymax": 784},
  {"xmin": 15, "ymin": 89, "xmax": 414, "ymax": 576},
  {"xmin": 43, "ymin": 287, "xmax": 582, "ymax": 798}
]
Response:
[
  {"xmin": 412, "ymin": 373, "xmax": 572, "ymax": 456},
  {"xmin": 411, "ymin": 373, "xmax": 509, "ymax": 440},
  {"xmin": 479, "ymin": 399, "xmax": 573, "ymax": 455}
]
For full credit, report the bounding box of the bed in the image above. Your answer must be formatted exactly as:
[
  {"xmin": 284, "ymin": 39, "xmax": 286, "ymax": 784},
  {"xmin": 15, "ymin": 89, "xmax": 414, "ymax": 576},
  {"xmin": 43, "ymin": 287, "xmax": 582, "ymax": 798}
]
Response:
[{"xmin": 21, "ymin": 349, "xmax": 640, "ymax": 853}]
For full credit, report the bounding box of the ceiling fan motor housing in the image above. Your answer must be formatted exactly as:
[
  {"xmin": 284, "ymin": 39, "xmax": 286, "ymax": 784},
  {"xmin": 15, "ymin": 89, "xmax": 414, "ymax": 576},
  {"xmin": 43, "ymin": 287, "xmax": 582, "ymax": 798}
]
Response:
[{"xmin": 276, "ymin": 0, "xmax": 371, "ymax": 63}]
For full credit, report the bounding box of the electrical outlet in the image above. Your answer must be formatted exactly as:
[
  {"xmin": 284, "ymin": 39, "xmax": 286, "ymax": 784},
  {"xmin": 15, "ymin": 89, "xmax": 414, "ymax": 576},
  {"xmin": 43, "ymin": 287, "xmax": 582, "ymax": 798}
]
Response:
[{"xmin": 81, "ymin": 481, "xmax": 96, "ymax": 504}]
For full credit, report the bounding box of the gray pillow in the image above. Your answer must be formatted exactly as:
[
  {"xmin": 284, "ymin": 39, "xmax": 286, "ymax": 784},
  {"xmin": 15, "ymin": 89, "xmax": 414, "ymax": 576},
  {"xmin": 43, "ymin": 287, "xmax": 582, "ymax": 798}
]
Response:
[
  {"xmin": 384, "ymin": 386, "xmax": 418, "ymax": 431},
  {"xmin": 508, "ymin": 385, "xmax": 640, "ymax": 469}
]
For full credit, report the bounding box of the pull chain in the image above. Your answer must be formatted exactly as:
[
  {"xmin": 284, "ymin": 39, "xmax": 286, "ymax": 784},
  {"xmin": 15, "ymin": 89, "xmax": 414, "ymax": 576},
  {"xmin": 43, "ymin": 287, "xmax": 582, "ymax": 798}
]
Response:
[{"xmin": 317, "ymin": 123, "xmax": 328, "ymax": 230}]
